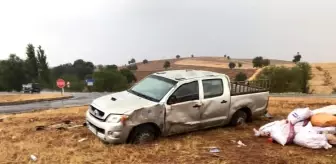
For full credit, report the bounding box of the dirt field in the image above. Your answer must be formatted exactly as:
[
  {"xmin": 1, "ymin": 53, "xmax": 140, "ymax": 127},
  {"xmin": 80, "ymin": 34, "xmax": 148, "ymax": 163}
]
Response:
[
  {"xmin": 0, "ymin": 93, "xmax": 73, "ymax": 105},
  {"xmin": 0, "ymin": 97, "xmax": 335, "ymax": 164},
  {"xmin": 309, "ymin": 63, "xmax": 336, "ymax": 94}
]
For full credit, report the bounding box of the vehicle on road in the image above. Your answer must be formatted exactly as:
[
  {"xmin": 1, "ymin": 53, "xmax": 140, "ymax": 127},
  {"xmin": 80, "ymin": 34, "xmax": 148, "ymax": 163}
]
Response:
[
  {"xmin": 22, "ymin": 83, "xmax": 41, "ymax": 93},
  {"xmin": 86, "ymin": 70, "xmax": 270, "ymax": 144}
]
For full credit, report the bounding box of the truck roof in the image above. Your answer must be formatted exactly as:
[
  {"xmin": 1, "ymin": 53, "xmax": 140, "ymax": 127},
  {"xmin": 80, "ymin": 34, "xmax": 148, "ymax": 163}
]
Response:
[{"xmin": 153, "ymin": 69, "xmax": 227, "ymax": 81}]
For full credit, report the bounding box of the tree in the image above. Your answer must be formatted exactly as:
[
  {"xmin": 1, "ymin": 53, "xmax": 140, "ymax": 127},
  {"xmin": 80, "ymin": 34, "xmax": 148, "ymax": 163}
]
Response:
[
  {"xmin": 127, "ymin": 63, "xmax": 138, "ymax": 70},
  {"xmin": 227, "ymin": 56, "xmax": 231, "ymax": 60},
  {"xmin": 238, "ymin": 62, "xmax": 242, "ymax": 68},
  {"xmin": 93, "ymin": 70, "xmax": 128, "ymax": 92},
  {"xmin": 176, "ymin": 55, "xmax": 180, "ymax": 59},
  {"xmin": 143, "ymin": 59, "xmax": 149, "ymax": 64},
  {"xmin": 163, "ymin": 61, "xmax": 171, "ymax": 69},
  {"xmin": 120, "ymin": 68, "xmax": 137, "ymax": 84},
  {"xmin": 105, "ymin": 64, "xmax": 118, "ymax": 71},
  {"xmin": 73, "ymin": 59, "xmax": 95, "ymax": 80},
  {"xmin": 235, "ymin": 72, "xmax": 247, "ymax": 81},
  {"xmin": 25, "ymin": 44, "xmax": 39, "ymax": 81},
  {"xmin": 293, "ymin": 52, "xmax": 302, "ymax": 63},
  {"xmin": 252, "ymin": 56, "xmax": 263, "ymax": 68},
  {"xmin": 191, "ymin": 54, "xmax": 194, "ymax": 58},
  {"xmin": 128, "ymin": 58, "xmax": 136, "ymax": 64},
  {"xmin": 296, "ymin": 62, "xmax": 312, "ymax": 93},
  {"xmin": 36, "ymin": 45, "xmax": 50, "ymax": 85},
  {"xmin": 228, "ymin": 62, "xmax": 236, "ymax": 69},
  {"xmin": 0, "ymin": 54, "xmax": 28, "ymax": 91},
  {"xmin": 224, "ymin": 54, "xmax": 227, "ymax": 58},
  {"xmin": 262, "ymin": 59, "xmax": 270, "ymax": 67}
]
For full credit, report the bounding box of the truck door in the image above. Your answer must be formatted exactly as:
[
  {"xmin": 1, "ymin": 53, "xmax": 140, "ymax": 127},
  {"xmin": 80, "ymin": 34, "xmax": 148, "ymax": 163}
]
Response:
[
  {"xmin": 199, "ymin": 77, "xmax": 231, "ymax": 129},
  {"xmin": 164, "ymin": 80, "xmax": 202, "ymax": 135}
]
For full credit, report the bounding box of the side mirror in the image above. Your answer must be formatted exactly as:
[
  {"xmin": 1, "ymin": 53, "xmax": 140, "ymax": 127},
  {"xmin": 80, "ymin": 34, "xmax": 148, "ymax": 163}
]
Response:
[{"xmin": 167, "ymin": 95, "xmax": 177, "ymax": 105}]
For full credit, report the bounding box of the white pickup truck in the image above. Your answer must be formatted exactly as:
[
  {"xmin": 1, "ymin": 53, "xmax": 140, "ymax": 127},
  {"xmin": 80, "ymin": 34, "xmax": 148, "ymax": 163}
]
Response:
[{"xmin": 86, "ymin": 70, "xmax": 270, "ymax": 144}]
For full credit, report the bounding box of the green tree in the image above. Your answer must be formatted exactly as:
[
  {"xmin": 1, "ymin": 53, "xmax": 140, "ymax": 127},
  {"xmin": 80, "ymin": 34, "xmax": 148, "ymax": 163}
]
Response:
[
  {"xmin": 143, "ymin": 59, "xmax": 149, "ymax": 64},
  {"xmin": 25, "ymin": 44, "xmax": 39, "ymax": 81},
  {"xmin": 0, "ymin": 54, "xmax": 28, "ymax": 91},
  {"xmin": 252, "ymin": 56, "xmax": 263, "ymax": 68},
  {"xmin": 120, "ymin": 68, "xmax": 137, "ymax": 84},
  {"xmin": 262, "ymin": 59, "xmax": 270, "ymax": 67},
  {"xmin": 293, "ymin": 52, "xmax": 302, "ymax": 63},
  {"xmin": 36, "ymin": 45, "xmax": 50, "ymax": 85},
  {"xmin": 238, "ymin": 62, "xmax": 242, "ymax": 68},
  {"xmin": 93, "ymin": 70, "xmax": 128, "ymax": 92},
  {"xmin": 191, "ymin": 54, "xmax": 194, "ymax": 58},
  {"xmin": 73, "ymin": 59, "xmax": 95, "ymax": 80},
  {"xmin": 228, "ymin": 62, "xmax": 236, "ymax": 69},
  {"xmin": 176, "ymin": 55, "xmax": 180, "ymax": 59},
  {"xmin": 105, "ymin": 64, "xmax": 118, "ymax": 71},
  {"xmin": 296, "ymin": 62, "xmax": 312, "ymax": 93},
  {"xmin": 128, "ymin": 58, "xmax": 136, "ymax": 64},
  {"xmin": 235, "ymin": 72, "xmax": 247, "ymax": 81},
  {"xmin": 163, "ymin": 61, "xmax": 171, "ymax": 69},
  {"xmin": 227, "ymin": 56, "xmax": 231, "ymax": 60}
]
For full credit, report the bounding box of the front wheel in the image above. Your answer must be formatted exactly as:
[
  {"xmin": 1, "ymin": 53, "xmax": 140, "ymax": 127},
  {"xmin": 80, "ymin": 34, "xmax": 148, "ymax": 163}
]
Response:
[
  {"xmin": 128, "ymin": 125, "xmax": 157, "ymax": 144},
  {"xmin": 230, "ymin": 110, "xmax": 248, "ymax": 126}
]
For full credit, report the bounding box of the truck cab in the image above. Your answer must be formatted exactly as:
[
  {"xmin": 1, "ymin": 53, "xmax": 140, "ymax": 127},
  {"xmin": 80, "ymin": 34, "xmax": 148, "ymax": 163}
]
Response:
[{"xmin": 86, "ymin": 70, "xmax": 269, "ymax": 144}]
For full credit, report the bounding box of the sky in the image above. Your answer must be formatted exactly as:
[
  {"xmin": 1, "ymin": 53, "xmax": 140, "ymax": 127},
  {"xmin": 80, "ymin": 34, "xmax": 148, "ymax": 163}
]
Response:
[{"xmin": 1, "ymin": 0, "xmax": 336, "ymax": 67}]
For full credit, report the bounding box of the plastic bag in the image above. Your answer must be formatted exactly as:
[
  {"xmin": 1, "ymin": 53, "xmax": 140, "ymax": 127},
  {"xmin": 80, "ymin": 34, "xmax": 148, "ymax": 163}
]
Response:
[
  {"xmin": 311, "ymin": 113, "xmax": 336, "ymax": 127},
  {"xmin": 312, "ymin": 105, "xmax": 336, "ymax": 115},
  {"xmin": 287, "ymin": 108, "xmax": 312, "ymax": 124},
  {"xmin": 293, "ymin": 126, "xmax": 332, "ymax": 149},
  {"xmin": 253, "ymin": 120, "xmax": 286, "ymax": 137},
  {"xmin": 294, "ymin": 120, "xmax": 310, "ymax": 134},
  {"xmin": 270, "ymin": 121, "xmax": 295, "ymax": 146}
]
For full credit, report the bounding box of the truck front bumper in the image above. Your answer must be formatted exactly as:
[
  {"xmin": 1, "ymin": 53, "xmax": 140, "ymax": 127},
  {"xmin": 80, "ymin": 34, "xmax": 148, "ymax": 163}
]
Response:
[{"xmin": 85, "ymin": 110, "xmax": 132, "ymax": 144}]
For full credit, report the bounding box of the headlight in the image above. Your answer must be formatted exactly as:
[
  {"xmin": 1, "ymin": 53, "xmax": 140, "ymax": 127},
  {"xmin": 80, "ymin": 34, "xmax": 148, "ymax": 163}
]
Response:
[{"xmin": 106, "ymin": 115, "xmax": 128, "ymax": 124}]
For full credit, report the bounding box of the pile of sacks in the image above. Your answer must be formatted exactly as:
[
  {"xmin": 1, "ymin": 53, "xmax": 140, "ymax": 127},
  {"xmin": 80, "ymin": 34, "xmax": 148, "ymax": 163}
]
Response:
[{"xmin": 253, "ymin": 105, "xmax": 336, "ymax": 149}]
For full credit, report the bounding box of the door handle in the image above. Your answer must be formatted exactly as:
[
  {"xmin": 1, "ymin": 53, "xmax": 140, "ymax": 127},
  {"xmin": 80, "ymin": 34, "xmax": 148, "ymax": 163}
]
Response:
[
  {"xmin": 193, "ymin": 104, "xmax": 201, "ymax": 108},
  {"xmin": 221, "ymin": 100, "xmax": 227, "ymax": 104}
]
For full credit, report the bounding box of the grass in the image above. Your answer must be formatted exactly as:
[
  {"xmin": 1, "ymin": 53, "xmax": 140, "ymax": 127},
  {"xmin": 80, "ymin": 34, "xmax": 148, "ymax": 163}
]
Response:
[
  {"xmin": 0, "ymin": 93, "xmax": 72, "ymax": 105},
  {"xmin": 0, "ymin": 97, "xmax": 336, "ymax": 164}
]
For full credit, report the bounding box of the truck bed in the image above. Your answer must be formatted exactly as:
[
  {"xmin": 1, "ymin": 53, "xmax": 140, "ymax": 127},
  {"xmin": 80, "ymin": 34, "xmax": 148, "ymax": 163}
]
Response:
[{"xmin": 230, "ymin": 80, "xmax": 269, "ymax": 96}]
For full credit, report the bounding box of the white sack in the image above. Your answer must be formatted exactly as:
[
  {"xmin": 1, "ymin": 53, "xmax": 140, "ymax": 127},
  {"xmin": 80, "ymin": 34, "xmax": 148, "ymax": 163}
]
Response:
[
  {"xmin": 287, "ymin": 107, "xmax": 313, "ymax": 124},
  {"xmin": 294, "ymin": 120, "xmax": 310, "ymax": 134},
  {"xmin": 253, "ymin": 120, "xmax": 286, "ymax": 137},
  {"xmin": 312, "ymin": 105, "xmax": 336, "ymax": 115},
  {"xmin": 293, "ymin": 126, "xmax": 332, "ymax": 149},
  {"xmin": 270, "ymin": 121, "xmax": 295, "ymax": 146}
]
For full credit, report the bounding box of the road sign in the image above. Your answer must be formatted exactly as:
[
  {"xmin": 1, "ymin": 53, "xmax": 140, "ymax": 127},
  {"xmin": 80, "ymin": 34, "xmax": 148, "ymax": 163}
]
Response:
[
  {"xmin": 56, "ymin": 78, "xmax": 65, "ymax": 88},
  {"xmin": 86, "ymin": 79, "xmax": 94, "ymax": 86}
]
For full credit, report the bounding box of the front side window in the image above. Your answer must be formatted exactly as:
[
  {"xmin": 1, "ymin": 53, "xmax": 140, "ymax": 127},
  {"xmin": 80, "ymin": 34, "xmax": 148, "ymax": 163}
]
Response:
[
  {"xmin": 202, "ymin": 79, "xmax": 223, "ymax": 99},
  {"xmin": 128, "ymin": 75, "xmax": 177, "ymax": 102},
  {"xmin": 168, "ymin": 81, "xmax": 199, "ymax": 104}
]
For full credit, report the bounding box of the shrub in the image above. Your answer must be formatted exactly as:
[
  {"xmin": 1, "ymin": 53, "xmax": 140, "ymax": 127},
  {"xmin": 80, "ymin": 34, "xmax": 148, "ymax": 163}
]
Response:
[
  {"xmin": 143, "ymin": 59, "xmax": 149, "ymax": 64},
  {"xmin": 235, "ymin": 72, "xmax": 247, "ymax": 81},
  {"xmin": 93, "ymin": 70, "xmax": 128, "ymax": 92},
  {"xmin": 163, "ymin": 61, "xmax": 171, "ymax": 69},
  {"xmin": 191, "ymin": 54, "xmax": 194, "ymax": 58},
  {"xmin": 176, "ymin": 55, "xmax": 180, "ymax": 59},
  {"xmin": 228, "ymin": 62, "xmax": 236, "ymax": 69},
  {"xmin": 127, "ymin": 63, "xmax": 138, "ymax": 70},
  {"xmin": 120, "ymin": 68, "xmax": 137, "ymax": 84},
  {"xmin": 316, "ymin": 66, "xmax": 323, "ymax": 71},
  {"xmin": 238, "ymin": 62, "xmax": 242, "ymax": 68}
]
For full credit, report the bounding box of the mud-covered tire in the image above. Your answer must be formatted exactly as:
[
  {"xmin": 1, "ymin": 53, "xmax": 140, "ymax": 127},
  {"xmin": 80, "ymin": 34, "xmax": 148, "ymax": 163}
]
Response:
[
  {"xmin": 129, "ymin": 124, "xmax": 157, "ymax": 144},
  {"xmin": 230, "ymin": 110, "xmax": 248, "ymax": 126}
]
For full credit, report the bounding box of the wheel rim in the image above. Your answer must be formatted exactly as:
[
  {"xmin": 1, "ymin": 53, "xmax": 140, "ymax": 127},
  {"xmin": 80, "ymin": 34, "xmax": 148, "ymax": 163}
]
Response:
[
  {"xmin": 136, "ymin": 132, "xmax": 154, "ymax": 144},
  {"xmin": 237, "ymin": 117, "xmax": 246, "ymax": 125}
]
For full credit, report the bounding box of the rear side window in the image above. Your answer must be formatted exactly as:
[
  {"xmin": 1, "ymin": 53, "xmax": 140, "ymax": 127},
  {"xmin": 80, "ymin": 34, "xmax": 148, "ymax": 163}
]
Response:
[{"xmin": 202, "ymin": 79, "xmax": 223, "ymax": 99}]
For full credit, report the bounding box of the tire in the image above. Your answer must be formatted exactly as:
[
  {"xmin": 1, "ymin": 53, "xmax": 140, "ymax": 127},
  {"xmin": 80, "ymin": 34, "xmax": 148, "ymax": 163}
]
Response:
[
  {"xmin": 230, "ymin": 110, "xmax": 248, "ymax": 126},
  {"xmin": 128, "ymin": 124, "xmax": 157, "ymax": 144}
]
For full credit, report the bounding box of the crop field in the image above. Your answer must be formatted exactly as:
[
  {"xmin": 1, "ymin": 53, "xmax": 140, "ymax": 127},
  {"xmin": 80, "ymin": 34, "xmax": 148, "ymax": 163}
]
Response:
[{"xmin": 0, "ymin": 96, "xmax": 335, "ymax": 164}]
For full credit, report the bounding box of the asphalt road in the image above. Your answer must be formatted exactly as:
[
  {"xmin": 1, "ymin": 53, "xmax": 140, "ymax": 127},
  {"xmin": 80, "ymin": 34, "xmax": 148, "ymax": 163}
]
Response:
[
  {"xmin": 0, "ymin": 92, "xmax": 111, "ymax": 114},
  {"xmin": 1, "ymin": 91, "xmax": 336, "ymax": 114}
]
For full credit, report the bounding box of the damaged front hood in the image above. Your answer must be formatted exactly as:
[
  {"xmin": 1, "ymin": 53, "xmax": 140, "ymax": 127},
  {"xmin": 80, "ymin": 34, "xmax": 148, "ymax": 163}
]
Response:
[{"xmin": 91, "ymin": 91, "xmax": 157, "ymax": 114}]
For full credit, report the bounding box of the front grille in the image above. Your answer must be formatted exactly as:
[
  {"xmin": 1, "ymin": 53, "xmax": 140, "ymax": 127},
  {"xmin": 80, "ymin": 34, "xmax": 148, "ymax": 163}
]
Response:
[
  {"xmin": 90, "ymin": 105, "xmax": 105, "ymax": 117},
  {"xmin": 88, "ymin": 121, "xmax": 105, "ymax": 134},
  {"xmin": 90, "ymin": 112, "xmax": 105, "ymax": 121}
]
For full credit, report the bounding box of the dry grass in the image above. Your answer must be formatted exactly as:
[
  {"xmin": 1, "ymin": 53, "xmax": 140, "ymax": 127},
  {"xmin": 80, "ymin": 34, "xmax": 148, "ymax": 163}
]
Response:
[
  {"xmin": 0, "ymin": 97, "xmax": 336, "ymax": 164},
  {"xmin": 0, "ymin": 93, "xmax": 72, "ymax": 105},
  {"xmin": 309, "ymin": 63, "xmax": 336, "ymax": 94}
]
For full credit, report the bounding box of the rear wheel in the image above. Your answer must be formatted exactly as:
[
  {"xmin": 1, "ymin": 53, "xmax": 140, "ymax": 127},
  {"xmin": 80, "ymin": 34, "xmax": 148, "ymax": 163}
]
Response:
[
  {"xmin": 128, "ymin": 124, "xmax": 157, "ymax": 144},
  {"xmin": 230, "ymin": 110, "xmax": 248, "ymax": 126}
]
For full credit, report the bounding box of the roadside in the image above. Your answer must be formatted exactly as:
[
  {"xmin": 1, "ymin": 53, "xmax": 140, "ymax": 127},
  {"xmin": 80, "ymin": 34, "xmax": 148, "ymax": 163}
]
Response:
[
  {"xmin": 0, "ymin": 97, "xmax": 335, "ymax": 163},
  {"xmin": 0, "ymin": 93, "xmax": 73, "ymax": 106}
]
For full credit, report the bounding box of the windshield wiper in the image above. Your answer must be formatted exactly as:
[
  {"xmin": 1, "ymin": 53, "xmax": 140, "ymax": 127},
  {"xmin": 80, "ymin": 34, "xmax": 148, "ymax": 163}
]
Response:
[{"xmin": 127, "ymin": 89, "xmax": 159, "ymax": 102}]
